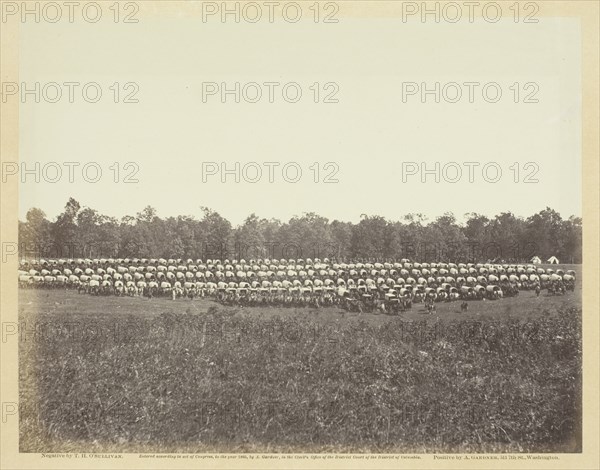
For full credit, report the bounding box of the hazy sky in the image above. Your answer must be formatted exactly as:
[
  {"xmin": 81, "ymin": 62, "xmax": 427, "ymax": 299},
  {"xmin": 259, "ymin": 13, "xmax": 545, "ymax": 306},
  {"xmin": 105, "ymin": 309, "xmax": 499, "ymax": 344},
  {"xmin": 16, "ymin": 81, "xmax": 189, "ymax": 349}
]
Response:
[{"xmin": 17, "ymin": 14, "xmax": 581, "ymax": 226}]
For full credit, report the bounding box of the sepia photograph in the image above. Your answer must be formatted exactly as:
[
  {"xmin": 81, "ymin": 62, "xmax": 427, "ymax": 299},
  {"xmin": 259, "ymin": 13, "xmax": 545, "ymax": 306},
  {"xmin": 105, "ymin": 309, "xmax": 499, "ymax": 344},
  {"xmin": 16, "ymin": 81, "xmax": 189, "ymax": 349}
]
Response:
[{"xmin": 1, "ymin": 1, "xmax": 598, "ymax": 468}]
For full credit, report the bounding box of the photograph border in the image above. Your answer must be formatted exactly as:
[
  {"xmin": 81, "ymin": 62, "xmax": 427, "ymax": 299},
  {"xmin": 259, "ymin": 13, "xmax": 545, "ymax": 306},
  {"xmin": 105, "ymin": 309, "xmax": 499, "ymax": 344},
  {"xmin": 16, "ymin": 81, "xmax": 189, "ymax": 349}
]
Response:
[{"xmin": 1, "ymin": 1, "xmax": 598, "ymax": 468}]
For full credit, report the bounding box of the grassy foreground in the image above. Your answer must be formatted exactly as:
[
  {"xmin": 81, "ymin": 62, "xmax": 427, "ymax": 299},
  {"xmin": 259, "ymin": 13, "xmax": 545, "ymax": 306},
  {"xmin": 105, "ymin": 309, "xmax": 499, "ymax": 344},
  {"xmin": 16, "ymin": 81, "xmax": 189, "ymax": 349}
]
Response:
[{"xmin": 19, "ymin": 301, "xmax": 581, "ymax": 453}]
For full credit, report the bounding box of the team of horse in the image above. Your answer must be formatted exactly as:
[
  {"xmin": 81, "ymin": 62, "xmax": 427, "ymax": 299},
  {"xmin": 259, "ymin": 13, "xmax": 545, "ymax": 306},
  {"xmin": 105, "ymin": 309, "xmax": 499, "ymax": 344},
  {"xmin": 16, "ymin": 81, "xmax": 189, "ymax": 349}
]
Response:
[{"xmin": 18, "ymin": 257, "xmax": 575, "ymax": 313}]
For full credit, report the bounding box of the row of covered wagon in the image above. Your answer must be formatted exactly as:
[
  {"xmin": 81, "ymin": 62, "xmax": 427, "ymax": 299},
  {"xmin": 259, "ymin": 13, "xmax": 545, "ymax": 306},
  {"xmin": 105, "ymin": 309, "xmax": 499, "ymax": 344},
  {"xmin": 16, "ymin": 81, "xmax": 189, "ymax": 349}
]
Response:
[{"xmin": 17, "ymin": 257, "xmax": 576, "ymax": 308}]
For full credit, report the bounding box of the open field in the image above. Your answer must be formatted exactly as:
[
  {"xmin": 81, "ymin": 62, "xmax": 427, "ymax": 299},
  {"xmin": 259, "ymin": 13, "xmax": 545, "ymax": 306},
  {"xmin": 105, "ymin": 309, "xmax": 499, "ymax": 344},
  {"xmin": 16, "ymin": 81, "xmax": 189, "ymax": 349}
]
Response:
[
  {"xmin": 18, "ymin": 264, "xmax": 582, "ymax": 327},
  {"xmin": 18, "ymin": 265, "xmax": 582, "ymax": 453}
]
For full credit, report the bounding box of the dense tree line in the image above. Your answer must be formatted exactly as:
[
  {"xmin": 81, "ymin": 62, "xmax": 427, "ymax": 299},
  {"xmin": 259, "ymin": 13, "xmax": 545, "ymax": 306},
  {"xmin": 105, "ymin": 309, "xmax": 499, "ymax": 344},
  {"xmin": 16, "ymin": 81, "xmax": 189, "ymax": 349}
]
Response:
[{"xmin": 18, "ymin": 198, "xmax": 582, "ymax": 263}]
